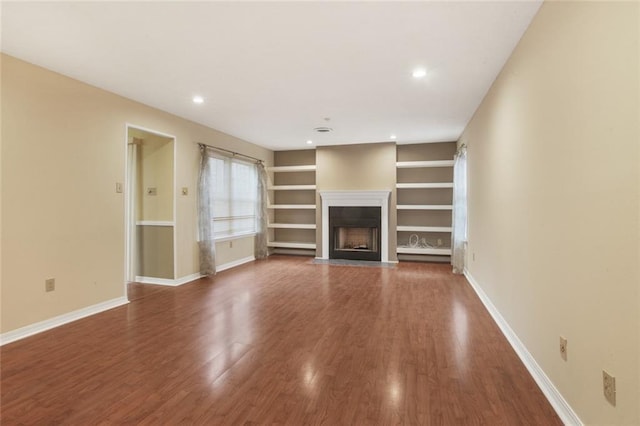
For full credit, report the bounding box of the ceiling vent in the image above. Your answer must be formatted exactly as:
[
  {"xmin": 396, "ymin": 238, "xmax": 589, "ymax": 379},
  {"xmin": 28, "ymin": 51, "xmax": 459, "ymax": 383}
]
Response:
[{"xmin": 314, "ymin": 127, "xmax": 333, "ymax": 133}]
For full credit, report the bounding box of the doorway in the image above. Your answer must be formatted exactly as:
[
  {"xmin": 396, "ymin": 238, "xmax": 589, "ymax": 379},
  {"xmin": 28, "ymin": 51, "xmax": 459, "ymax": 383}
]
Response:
[{"xmin": 124, "ymin": 125, "xmax": 176, "ymax": 288}]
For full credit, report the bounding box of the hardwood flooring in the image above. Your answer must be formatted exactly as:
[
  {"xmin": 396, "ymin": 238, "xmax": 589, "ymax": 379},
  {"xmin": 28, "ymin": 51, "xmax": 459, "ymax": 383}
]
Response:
[{"xmin": 1, "ymin": 256, "xmax": 562, "ymax": 425}]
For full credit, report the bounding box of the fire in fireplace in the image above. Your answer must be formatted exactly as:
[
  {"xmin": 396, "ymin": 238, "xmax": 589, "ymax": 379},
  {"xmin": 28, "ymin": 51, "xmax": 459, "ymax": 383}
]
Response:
[{"xmin": 329, "ymin": 206, "xmax": 381, "ymax": 261}]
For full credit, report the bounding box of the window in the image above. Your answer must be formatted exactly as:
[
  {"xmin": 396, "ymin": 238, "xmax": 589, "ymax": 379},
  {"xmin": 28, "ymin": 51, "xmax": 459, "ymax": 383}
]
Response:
[{"xmin": 209, "ymin": 155, "xmax": 258, "ymax": 239}]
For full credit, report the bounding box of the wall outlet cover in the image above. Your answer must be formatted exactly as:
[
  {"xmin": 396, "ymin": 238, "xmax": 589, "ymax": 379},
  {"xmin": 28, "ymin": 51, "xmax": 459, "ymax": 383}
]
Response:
[
  {"xmin": 45, "ymin": 278, "xmax": 55, "ymax": 292},
  {"xmin": 603, "ymin": 370, "xmax": 616, "ymax": 406},
  {"xmin": 559, "ymin": 336, "xmax": 567, "ymax": 361}
]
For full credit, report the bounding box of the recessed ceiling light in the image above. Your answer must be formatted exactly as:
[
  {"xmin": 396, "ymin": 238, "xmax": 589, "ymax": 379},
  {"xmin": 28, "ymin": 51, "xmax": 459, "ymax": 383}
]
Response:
[
  {"xmin": 192, "ymin": 95, "xmax": 204, "ymax": 104},
  {"xmin": 306, "ymin": 140, "xmax": 313, "ymax": 145},
  {"xmin": 390, "ymin": 134, "xmax": 397, "ymax": 140},
  {"xmin": 412, "ymin": 68, "xmax": 427, "ymax": 78}
]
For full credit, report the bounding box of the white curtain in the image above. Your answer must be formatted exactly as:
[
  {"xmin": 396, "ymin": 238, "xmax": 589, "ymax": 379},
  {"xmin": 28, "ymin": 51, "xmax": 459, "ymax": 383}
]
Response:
[
  {"xmin": 254, "ymin": 162, "xmax": 269, "ymax": 259},
  {"xmin": 451, "ymin": 145, "xmax": 467, "ymax": 274},
  {"xmin": 198, "ymin": 145, "xmax": 217, "ymax": 276}
]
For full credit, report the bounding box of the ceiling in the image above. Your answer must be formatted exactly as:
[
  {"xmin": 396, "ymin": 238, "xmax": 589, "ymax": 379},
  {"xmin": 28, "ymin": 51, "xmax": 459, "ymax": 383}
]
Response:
[{"xmin": 1, "ymin": 1, "xmax": 542, "ymax": 151}]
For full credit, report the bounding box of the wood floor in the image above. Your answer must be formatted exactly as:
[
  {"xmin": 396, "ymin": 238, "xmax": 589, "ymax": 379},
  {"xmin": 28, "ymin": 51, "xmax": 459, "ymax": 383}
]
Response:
[{"xmin": 1, "ymin": 256, "xmax": 561, "ymax": 425}]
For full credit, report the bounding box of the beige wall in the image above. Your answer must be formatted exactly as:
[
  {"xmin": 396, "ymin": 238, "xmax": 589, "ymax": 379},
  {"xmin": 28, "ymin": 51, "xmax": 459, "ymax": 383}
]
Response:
[
  {"xmin": 1, "ymin": 54, "xmax": 273, "ymax": 333},
  {"xmin": 316, "ymin": 143, "xmax": 397, "ymax": 260},
  {"xmin": 460, "ymin": 1, "xmax": 639, "ymax": 424},
  {"xmin": 136, "ymin": 133, "xmax": 174, "ymax": 222}
]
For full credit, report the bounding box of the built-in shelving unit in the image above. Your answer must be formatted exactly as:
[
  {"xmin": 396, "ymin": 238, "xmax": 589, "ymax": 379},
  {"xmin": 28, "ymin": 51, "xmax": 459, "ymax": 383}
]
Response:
[
  {"xmin": 267, "ymin": 150, "xmax": 317, "ymax": 255},
  {"xmin": 268, "ymin": 223, "xmax": 316, "ymax": 229},
  {"xmin": 396, "ymin": 142, "xmax": 456, "ymax": 262}
]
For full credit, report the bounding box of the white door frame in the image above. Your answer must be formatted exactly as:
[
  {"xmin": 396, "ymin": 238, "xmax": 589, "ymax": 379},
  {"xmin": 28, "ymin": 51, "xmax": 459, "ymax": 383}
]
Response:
[{"xmin": 124, "ymin": 124, "xmax": 177, "ymax": 294}]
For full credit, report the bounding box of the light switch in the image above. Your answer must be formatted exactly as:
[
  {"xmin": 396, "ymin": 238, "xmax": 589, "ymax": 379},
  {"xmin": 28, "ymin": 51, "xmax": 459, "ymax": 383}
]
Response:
[{"xmin": 115, "ymin": 182, "xmax": 123, "ymax": 193}]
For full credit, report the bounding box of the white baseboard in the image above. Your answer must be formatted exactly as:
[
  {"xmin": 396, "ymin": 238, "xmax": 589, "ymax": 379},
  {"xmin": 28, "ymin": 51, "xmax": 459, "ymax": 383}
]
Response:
[
  {"xmin": 174, "ymin": 272, "xmax": 204, "ymax": 285},
  {"xmin": 463, "ymin": 268, "xmax": 582, "ymax": 426},
  {"xmin": 0, "ymin": 296, "xmax": 129, "ymax": 346},
  {"xmin": 217, "ymin": 256, "xmax": 255, "ymax": 272},
  {"xmin": 135, "ymin": 272, "xmax": 203, "ymax": 286}
]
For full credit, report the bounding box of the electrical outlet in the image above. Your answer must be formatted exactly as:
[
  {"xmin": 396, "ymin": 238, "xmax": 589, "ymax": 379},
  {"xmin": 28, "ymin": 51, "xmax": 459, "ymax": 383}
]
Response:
[
  {"xmin": 115, "ymin": 182, "xmax": 123, "ymax": 193},
  {"xmin": 181, "ymin": 187, "xmax": 188, "ymax": 196},
  {"xmin": 229, "ymin": 241, "xmax": 233, "ymax": 248},
  {"xmin": 559, "ymin": 336, "xmax": 567, "ymax": 361},
  {"xmin": 603, "ymin": 370, "xmax": 616, "ymax": 406},
  {"xmin": 45, "ymin": 278, "xmax": 55, "ymax": 292},
  {"xmin": 147, "ymin": 187, "xmax": 157, "ymax": 196}
]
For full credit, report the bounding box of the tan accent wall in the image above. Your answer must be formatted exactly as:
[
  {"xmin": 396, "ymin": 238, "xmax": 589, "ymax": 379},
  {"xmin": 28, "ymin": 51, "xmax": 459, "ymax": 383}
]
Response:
[
  {"xmin": 137, "ymin": 225, "xmax": 174, "ymax": 279},
  {"xmin": 315, "ymin": 143, "xmax": 397, "ymax": 260},
  {"xmin": 1, "ymin": 54, "xmax": 273, "ymax": 333},
  {"xmin": 460, "ymin": 1, "xmax": 639, "ymax": 424}
]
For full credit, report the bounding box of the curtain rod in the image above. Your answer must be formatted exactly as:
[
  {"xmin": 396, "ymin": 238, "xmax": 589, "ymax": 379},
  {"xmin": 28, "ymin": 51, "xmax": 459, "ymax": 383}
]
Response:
[{"xmin": 197, "ymin": 142, "xmax": 263, "ymax": 164}]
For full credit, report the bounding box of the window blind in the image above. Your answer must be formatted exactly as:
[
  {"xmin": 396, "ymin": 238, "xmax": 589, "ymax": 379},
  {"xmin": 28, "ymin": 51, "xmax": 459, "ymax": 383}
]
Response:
[{"xmin": 209, "ymin": 156, "xmax": 258, "ymax": 238}]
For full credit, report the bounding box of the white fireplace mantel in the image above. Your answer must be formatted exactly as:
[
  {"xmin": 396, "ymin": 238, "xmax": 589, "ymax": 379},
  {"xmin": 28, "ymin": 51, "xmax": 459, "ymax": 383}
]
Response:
[{"xmin": 319, "ymin": 190, "xmax": 391, "ymax": 262}]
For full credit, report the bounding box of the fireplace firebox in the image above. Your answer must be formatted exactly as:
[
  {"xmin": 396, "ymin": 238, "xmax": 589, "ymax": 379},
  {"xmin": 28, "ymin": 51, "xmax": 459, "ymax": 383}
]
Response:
[{"xmin": 329, "ymin": 206, "xmax": 381, "ymax": 261}]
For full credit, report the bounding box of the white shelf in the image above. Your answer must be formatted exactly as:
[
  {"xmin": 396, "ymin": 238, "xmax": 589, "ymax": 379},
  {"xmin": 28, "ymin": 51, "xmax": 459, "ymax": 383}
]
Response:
[
  {"xmin": 268, "ymin": 185, "xmax": 316, "ymax": 191},
  {"xmin": 268, "ymin": 204, "xmax": 316, "ymax": 209},
  {"xmin": 396, "ymin": 160, "xmax": 454, "ymax": 169},
  {"xmin": 397, "ymin": 226, "xmax": 452, "ymax": 233},
  {"xmin": 396, "ymin": 182, "xmax": 453, "ymax": 189},
  {"xmin": 268, "ymin": 223, "xmax": 316, "ymax": 229},
  {"xmin": 136, "ymin": 220, "xmax": 175, "ymax": 226},
  {"xmin": 397, "ymin": 247, "xmax": 452, "ymax": 255},
  {"xmin": 268, "ymin": 241, "xmax": 316, "ymax": 249},
  {"xmin": 397, "ymin": 204, "xmax": 453, "ymax": 210},
  {"xmin": 267, "ymin": 165, "xmax": 316, "ymax": 173}
]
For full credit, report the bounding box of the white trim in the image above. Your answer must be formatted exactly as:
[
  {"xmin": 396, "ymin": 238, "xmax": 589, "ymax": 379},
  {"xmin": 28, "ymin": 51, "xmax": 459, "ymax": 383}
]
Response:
[
  {"xmin": 216, "ymin": 255, "xmax": 256, "ymax": 272},
  {"xmin": 125, "ymin": 123, "xmax": 176, "ymax": 139},
  {"xmin": 397, "ymin": 204, "xmax": 453, "ymax": 210},
  {"xmin": 396, "ymin": 160, "xmax": 454, "ymax": 168},
  {"xmin": 136, "ymin": 220, "xmax": 175, "ymax": 226},
  {"xmin": 463, "ymin": 269, "xmax": 583, "ymax": 426},
  {"xmin": 397, "ymin": 247, "xmax": 451, "ymax": 255},
  {"xmin": 267, "ymin": 165, "xmax": 316, "ymax": 173},
  {"xmin": 174, "ymin": 273, "xmax": 204, "ymax": 285},
  {"xmin": 396, "ymin": 182, "xmax": 454, "ymax": 189},
  {"xmin": 124, "ymin": 124, "xmax": 178, "ymax": 289},
  {"xmin": 172, "ymin": 133, "xmax": 178, "ymax": 282},
  {"xmin": 268, "ymin": 241, "xmax": 316, "ymax": 249},
  {"xmin": 319, "ymin": 190, "xmax": 390, "ymax": 262},
  {"xmin": 397, "ymin": 225, "xmax": 452, "ymax": 233},
  {"xmin": 135, "ymin": 273, "xmax": 203, "ymax": 286},
  {"xmin": 135, "ymin": 276, "xmax": 178, "ymax": 286},
  {"xmin": 0, "ymin": 297, "xmax": 129, "ymax": 346}
]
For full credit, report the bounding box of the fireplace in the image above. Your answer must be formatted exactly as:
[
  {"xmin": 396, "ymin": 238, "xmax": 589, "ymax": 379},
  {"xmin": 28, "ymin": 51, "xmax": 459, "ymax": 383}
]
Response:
[
  {"xmin": 329, "ymin": 207, "xmax": 381, "ymax": 261},
  {"xmin": 320, "ymin": 191, "xmax": 390, "ymax": 262}
]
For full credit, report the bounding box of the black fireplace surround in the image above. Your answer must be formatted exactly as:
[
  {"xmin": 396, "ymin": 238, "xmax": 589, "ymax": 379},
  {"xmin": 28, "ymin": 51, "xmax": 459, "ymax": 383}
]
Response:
[{"xmin": 329, "ymin": 206, "xmax": 382, "ymax": 261}]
